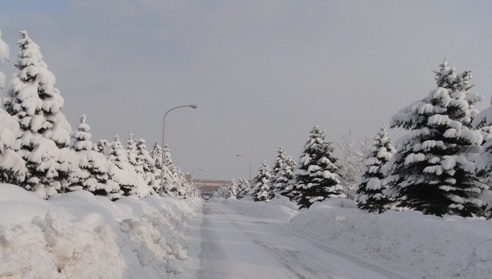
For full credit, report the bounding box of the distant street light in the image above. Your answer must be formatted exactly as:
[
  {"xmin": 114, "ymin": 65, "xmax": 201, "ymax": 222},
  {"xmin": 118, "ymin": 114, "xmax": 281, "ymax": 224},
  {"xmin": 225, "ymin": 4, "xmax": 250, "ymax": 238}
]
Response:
[
  {"xmin": 160, "ymin": 104, "xmax": 198, "ymax": 195},
  {"xmin": 236, "ymin": 154, "xmax": 252, "ymax": 180}
]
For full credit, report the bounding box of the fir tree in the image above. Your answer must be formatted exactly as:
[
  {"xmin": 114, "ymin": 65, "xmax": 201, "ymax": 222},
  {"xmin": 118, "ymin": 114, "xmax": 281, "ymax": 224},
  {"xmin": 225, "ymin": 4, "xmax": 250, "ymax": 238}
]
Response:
[
  {"xmin": 4, "ymin": 31, "xmax": 72, "ymax": 198},
  {"xmin": 270, "ymin": 147, "xmax": 296, "ymax": 198},
  {"xmin": 236, "ymin": 179, "xmax": 251, "ymax": 199},
  {"xmin": 161, "ymin": 145, "xmax": 179, "ymax": 196},
  {"xmin": 0, "ymin": 28, "xmax": 8, "ymax": 89},
  {"xmin": 292, "ymin": 126, "xmax": 345, "ymax": 209},
  {"xmin": 126, "ymin": 133, "xmax": 139, "ymax": 170},
  {"xmin": 229, "ymin": 179, "xmax": 239, "ymax": 198},
  {"xmin": 108, "ymin": 135, "xmax": 142, "ymax": 197},
  {"xmin": 356, "ymin": 126, "xmax": 395, "ymax": 213},
  {"xmin": 388, "ymin": 60, "xmax": 486, "ymax": 217},
  {"xmin": 136, "ymin": 138, "xmax": 157, "ymax": 194},
  {"xmin": 252, "ymin": 161, "xmax": 273, "ymax": 202},
  {"xmin": 69, "ymin": 115, "xmax": 117, "ymax": 197},
  {"xmin": 0, "ymin": 109, "xmax": 26, "ymax": 184},
  {"xmin": 150, "ymin": 141, "xmax": 163, "ymax": 194}
]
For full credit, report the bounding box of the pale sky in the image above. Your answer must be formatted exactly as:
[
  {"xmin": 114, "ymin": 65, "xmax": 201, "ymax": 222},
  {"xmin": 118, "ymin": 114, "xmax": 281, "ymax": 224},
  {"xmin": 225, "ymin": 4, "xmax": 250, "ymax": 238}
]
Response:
[{"xmin": 1, "ymin": 1, "xmax": 492, "ymax": 180}]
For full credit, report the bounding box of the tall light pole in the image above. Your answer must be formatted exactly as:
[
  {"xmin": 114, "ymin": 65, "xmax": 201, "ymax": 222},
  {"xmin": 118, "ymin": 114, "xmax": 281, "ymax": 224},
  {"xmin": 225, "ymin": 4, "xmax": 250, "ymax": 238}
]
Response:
[
  {"xmin": 236, "ymin": 154, "xmax": 252, "ymax": 180},
  {"xmin": 160, "ymin": 104, "xmax": 198, "ymax": 195}
]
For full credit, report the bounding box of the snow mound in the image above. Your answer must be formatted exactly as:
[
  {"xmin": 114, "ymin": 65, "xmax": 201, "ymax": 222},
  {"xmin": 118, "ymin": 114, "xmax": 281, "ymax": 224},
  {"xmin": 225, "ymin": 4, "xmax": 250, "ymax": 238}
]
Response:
[
  {"xmin": 290, "ymin": 200, "xmax": 492, "ymax": 279},
  {"xmin": 0, "ymin": 183, "xmax": 202, "ymax": 279},
  {"xmin": 225, "ymin": 196, "xmax": 299, "ymax": 221}
]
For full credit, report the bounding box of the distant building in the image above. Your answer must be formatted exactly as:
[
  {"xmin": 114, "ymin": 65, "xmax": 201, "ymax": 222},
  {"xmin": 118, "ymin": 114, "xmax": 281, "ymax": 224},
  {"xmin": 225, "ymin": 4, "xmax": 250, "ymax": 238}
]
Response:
[{"xmin": 193, "ymin": 179, "xmax": 231, "ymax": 194}]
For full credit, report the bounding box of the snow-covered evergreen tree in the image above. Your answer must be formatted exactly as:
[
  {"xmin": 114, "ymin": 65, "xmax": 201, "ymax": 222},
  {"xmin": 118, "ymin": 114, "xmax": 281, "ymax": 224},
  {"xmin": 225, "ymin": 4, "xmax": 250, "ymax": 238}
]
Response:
[
  {"xmin": 161, "ymin": 145, "xmax": 179, "ymax": 196},
  {"xmin": 174, "ymin": 167, "xmax": 192, "ymax": 197},
  {"xmin": 0, "ymin": 28, "xmax": 8, "ymax": 89},
  {"xmin": 126, "ymin": 133, "xmax": 139, "ymax": 170},
  {"xmin": 337, "ymin": 133, "xmax": 370, "ymax": 199},
  {"xmin": 252, "ymin": 162, "xmax": 273, "ymax": 202},
  {"xmin": 108, "ymin": 135, "xmax": 144, "ymax": 197},
  {"xmin": 270, "ymin": 147, "xmax": 296, "ymax": 198},
  {"xmin": 150, "ymin": 141, "xmax": 163, "ymax": 194},
  {"xmin": 136, "ymin": 138, "xmax": 157, "ymax": 195},
  {"xmin": 388, "ymin": 60, "xmax": 486, "ymax": 217},
  {"xmin": 0, "ymin": 108, "xmax": 26, "ymax": 183},
  {"xmin": 472, "ymin": 98, "xmax": 492, "ymax": 217},
  {"xmin": 236, "ymin": 178, "xmax": 251, "ymax": 200},
  {"xmin": 356, "ymin": 126, "xmax": 395, "ymax": 213},
  {"xmin": 69, "ymin": 115, "xmax": 118, "ymax": 197},
  {"xmin": 292, "ymin": 126, "xmax": 345, "ymax": 209},
  {"xmin": 228, "ymin": 179, "xmax": 238, "ymax": 199},
  {"xmin": 94, "ymin": 139, "xmax": 109, "ymax": 155},
  {"xmin": 4, "ymin": 31, "xmax": 72, "ymax": 198}
]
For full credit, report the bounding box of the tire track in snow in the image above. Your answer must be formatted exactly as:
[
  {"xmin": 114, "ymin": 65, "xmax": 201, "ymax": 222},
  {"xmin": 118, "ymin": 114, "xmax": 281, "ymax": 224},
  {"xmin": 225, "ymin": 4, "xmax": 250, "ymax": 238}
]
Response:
[{"xmin": 198, "ymin": 201, "xmax": 414, "ymax": 279}]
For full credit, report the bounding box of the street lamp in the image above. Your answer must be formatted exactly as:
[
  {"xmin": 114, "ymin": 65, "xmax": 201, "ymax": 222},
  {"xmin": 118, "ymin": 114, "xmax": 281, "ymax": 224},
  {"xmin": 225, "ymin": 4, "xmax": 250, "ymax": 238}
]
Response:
[
  {"xmin": 236, "ymin": 154, "xmax": 252, "ymax": 180},
  {"xmin": 160, "ymin": 104, "xmax": 198, "ymax": 195}
]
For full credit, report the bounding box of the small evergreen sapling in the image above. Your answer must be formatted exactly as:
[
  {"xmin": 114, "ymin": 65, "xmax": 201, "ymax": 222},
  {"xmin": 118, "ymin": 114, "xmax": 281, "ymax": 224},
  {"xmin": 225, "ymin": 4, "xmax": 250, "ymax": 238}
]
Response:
[
  {"xmin": 356, "ymin": 126, "xmax": 395, "ymax": 213},
  {"xmin": 252, "ymin": 161, "xmax": 273, "ymax": 202}
]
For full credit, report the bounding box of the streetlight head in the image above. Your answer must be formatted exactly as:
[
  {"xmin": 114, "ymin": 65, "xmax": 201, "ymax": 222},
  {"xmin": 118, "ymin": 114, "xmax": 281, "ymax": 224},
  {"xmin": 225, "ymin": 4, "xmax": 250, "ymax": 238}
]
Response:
[{"xmin": 190, "ymin": 105, "xmax": 198, "ymax": 109}]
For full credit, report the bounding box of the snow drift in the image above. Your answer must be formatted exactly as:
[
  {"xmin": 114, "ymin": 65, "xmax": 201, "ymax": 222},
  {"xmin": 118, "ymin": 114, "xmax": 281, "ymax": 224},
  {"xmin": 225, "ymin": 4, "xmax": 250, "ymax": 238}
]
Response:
[
  {"xmin": 0, "ymin": 183, "xmax": 202, "ymax": 279},
  {"xmin": 294, "ymin": 200, "xmax": 492, "ymax": 279},
  {"xmin": 226, "ymin": 197, "xmax": 492, "ymax": 279}
]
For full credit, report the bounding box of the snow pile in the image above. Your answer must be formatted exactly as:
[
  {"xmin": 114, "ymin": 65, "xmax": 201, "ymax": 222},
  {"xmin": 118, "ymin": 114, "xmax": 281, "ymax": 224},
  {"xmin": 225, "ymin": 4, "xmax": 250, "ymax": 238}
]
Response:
[
  {"xmin": 289, "ymin": 199, "xmax": 492, "ymax": 279},
  {"xmin": 225, "ymin": 197, "xmax": 492, "ymax": 279},
  {"xmin": 0, "ymin": 183, "xmax": 202, "ymax": 279},
  {"xmin": 224, "ymin": 196, "xmax": 298, "ymax": 221}
]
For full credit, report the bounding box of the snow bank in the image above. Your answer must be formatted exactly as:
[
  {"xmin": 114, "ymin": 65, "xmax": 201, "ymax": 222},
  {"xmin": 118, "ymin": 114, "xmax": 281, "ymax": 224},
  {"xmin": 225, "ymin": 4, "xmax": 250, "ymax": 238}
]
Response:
[
  {"xmin": 224, "ymin": 196, "xmax": 299, "ymax": 221},
  {"xmin": 225, "ymin": 197, "xmax": 492, "ymax": 279},
  {"xmin": 289, "ymin": 199, "xmax": 492, "ymax": 279},
  {"xmin": 0, "ymin": 183, "xmax": 202, "ymax": 279}
]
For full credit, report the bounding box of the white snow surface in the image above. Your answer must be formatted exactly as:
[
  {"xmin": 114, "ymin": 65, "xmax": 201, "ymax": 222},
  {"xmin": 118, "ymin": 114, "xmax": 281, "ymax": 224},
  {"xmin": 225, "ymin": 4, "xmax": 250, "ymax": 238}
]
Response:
[
  {"xmin": 221, "ymin": 197, "xmax": 492, "ymax": 279},
  {"xmin": 1, "ymin": 184, "xmax": 492, "ymax": 279},
  {"xmin": 0, "ymin": 183, "xmax": 202, "ymax": 279}
]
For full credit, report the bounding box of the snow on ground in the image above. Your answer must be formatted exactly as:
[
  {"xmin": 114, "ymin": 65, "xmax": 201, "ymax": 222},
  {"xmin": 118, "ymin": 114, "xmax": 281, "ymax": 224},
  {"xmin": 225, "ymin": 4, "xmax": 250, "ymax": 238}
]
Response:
[
  {"xmin": 1, "ymin": 184, "xmax": 492, "ymax": 279},
  {"xmin": 0, "ymin": 183, "xmax": 202, "ymax": 279},
  {"xmin": 224, "ymin": 197, "xmax": 492, "ymax": 279}
]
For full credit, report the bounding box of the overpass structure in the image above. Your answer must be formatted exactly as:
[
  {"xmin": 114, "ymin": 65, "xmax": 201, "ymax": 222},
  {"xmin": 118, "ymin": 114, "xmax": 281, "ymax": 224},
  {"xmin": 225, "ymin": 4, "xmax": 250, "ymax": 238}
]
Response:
[{"xmin": 192, "ymin": 179, "xmax": 232, "ymax": 194}]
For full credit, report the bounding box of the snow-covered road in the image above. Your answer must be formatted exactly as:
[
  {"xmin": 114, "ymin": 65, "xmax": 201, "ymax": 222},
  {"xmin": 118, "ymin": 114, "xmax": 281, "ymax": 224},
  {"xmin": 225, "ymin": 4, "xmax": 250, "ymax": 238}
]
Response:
[{"xmin": 195, "ymin": 200, "xmax": 413, "ymax": 279}]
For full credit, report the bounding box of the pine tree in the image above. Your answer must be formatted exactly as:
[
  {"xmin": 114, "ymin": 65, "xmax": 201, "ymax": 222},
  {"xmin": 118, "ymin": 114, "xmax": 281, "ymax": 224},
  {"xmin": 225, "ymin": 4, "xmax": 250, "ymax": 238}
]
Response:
[
  {"xmin": 127, "ymin": 133, "xmax": 139, "ymax": 170},
  {"xmin": 108, "ymin": 135, "xmax": 141, "ymax": 197},
  {"xmin": 0, "ymin": 109, "xmax": 26, "ymax": 183},
  {"xmin": 69, "ymin": 115, "xmax": 117, "ymax": 197},
  {"xmin": 136, "ymin": 138, "xmax": 157, "ymax": 194},
  {"xmin": 150, "ymin": 141, "xmax": 163, "ymax": 194},
  {"xmin": 388, "ymin": 60, "xmax": 486, "ymax": 217},
  {"xmin": 356, "ymin": 126, "xmax": 395, "ymax": 213},
  {"xmin": 252, "ymin": 161, "xmax": 273, "ymax": 202},
  {"xmin": 228, "ymin": 179, "xmax": 238, "ymax": 199},
  {"xmin": 472, "ymin": 98, "xmax": 492, "ymax": 218},
  {"xmin": 4, "ymin": 31, "xmax": 72, "ymax": 198},
  {"xmin": 161, "ymin": 145, "xmax": 179, "ymax": 196},
  {"xmin": 270, "ymin": 147, "xmax": 296, "ymax": 198},
  {"xmin": 0, "ymin": 28, "xmax": 8, "ymax": 90},
  {"xmin": 292, "ymin": 126, "xmax": 345, "ymax": 209},
  {"xmin": 236, "ymin": 179, "xmax": 251, "ymax": 199}
]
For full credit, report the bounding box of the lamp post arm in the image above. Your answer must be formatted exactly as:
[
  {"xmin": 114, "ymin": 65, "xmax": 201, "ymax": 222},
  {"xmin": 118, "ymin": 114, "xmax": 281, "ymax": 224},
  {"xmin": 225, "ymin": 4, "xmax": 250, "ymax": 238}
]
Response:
[
  {"xmin": 236, "ymin": 154, "xmax": 253, "ymax": 180},
  {"xmin": 160, "ymin": 104, "xmax": 198, "ymax": 195}
]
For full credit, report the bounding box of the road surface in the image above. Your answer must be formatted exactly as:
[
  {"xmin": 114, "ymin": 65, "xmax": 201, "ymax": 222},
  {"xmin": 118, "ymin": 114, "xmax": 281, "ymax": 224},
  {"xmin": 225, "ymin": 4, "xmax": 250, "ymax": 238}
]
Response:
[{"xmin": 184, "ymin": 200, "xmax": 415, "ymax": 279}]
